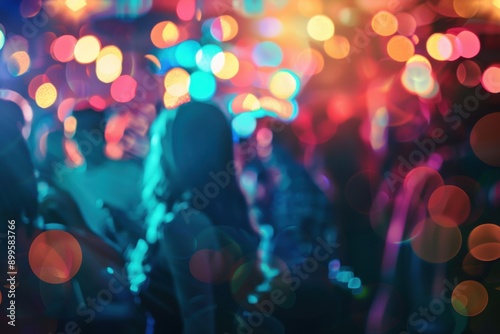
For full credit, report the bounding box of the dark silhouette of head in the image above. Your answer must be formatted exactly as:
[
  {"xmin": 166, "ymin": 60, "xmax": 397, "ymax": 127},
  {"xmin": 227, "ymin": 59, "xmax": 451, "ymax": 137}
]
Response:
[{"xmin": 143, "ymin": 102, "xmax": 257, "ymax": 242}]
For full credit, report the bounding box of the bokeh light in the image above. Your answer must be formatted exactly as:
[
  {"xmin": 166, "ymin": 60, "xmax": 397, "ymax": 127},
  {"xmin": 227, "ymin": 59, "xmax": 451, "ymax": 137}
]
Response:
[
  {"xmin": 252, "ymin": 41, "xmax": 283, "ymax": 67},
  {"xmin": 426, "ymin": 33, "xmax": 453, "ymax": 61},
  {"xmin": 445, "ymin": 33, "xmax": 462, "ymax": 61},
  {"xmin": 396, "ymin": 13, "xmax": 416, "ymax": 36},
  {"xmin": 324, "ymin": 35, "xmax": 350, "ymax": 60},
  {"xmin": 428, "ymin": 185, "xmax": 471, "ymax": 227},
  {"xmin": 189, "ymin": 71, "xmax": 216, "ymax": 101},
  {"xmin": 481, "ymin": 66, "xmax": 500, "ymax": 94},
  {"xmin": 28, "ymin": 74, "xmax": 49, "ymax": 100},
  {"xmin": 96, "ymin": 45, "xmax": 123, "ymax": 83},
  {"xmin": 195, "ymin": 44, "xmax": 222, "ymax": 72},
  {"xmin": 51, "ymin": 35, "xmax": 77, "ymax": 63},
  {"xmin": 20, "ymin": 0, "xmax": 42, "ymax": 17},
  {"xmin": 456, "ymin": 31, "xmax": 480, "ymax": 59},
  {"xmin": 64, "ymin": 138, "xmax": 85, "ymax": 167},
  {"xmin": 211, "ymin": 51, "xmax": 239, "ymax": 80},
  {"xmin": 105, "ymin": 143, "xmax": 124, "ymax": 160},
  {"xmin": 8, "ymin": 51, "xmax": 30, "ymax": 76},
  {"xmin": 35, "ymin": 83, "xmax": 57, "ymax": 109},
  {"xmin": 29, "ymin": 230, "xmax": 83, "ymax": 284},
  {"xmin": 406, "ymin": 54, "xmax": 432, "ymax": 69},
  {"xmin": 2, "ymin": 1, "xmax": 500, "ymax": 331},
  {"xmin": 144, "ymin": 54, "xmax": 161, "ymax": 71},
  {"xmin": 470, "ymin": 112, "xmax": 500, "ymax": 166},
  {"xmin": 258, "ymin": 17, "xmax": 282, "ymax": 38},
  {"xmin": 462, "ymin": 251, "xmax": 486, "ymax": 276},
  {"xmin": 163, "ymin": 90, "xmax": 190, "ymax": 109},
  {"xmin": 64, "ymin": 115, "xmax": 77, "ymax": 137},
  {"xmin": 74, "ymin": 35, "xmax": 100, "ymax": 64},
  {"xmin": 211, "ymin": 15, "xmax": 238, "ymax": 42},
  {"xmin": 89, "ymin": 95, "xmax": 106, "ymax": 111},
  {"xmin": 65, "ymin": 0, "xmax": 87, "ymax": 12},
  {"xmin": 410, "ymin": 219, "xmax": 462, "ymax": 263},
  {"xmin": 111, "ymin": 75, "xmax": 137, "ymax": 103},
  {"xmin": 403, "ymin": 166, "xmax": 444, "ymax": 200},
  {"xmin": 452, "ymin": 281, "xmax": 488, "ymax": 317},
  {"xmin": 57, "ymin": 98, "xmax": 75, "ymax": 122},
  {"xmin": 387, "ymin": 36, "xmax": 415, "ymax": 62},
  {"xmin": 105, "ymin": 113, "xmax": 128, "ymax": 143},
  {"xmin": 371, "ymin": 11, "xmax": 397, "ymax": 37},
  {"xmin": 307, "ymin": 15, "xmax": 334, "ymax": 41},
  {"xmin": 2, "ymin": 35, "xmax": 28, "ymax": 59},
  {"xmin": 293, "ymin": 48, "xmax": 324, "ymax": 76},
  {"xmin": 468, "ymin": 223, "xmax": 500, "ymax": 261},
  {"xmin": 230, "ymin": 93, "xmax": 260, "ymax": 114},
  {"xmin": 151, "ymin": 21, "xmax": 179, "ymax": 48},
  {"xmin": 259, "ymin": 96, "xmax": 297, "ymax": 120},
  {"xmin": 457, "ymin": 60, "xmax": 482, "ymax": 87},
  {"xmin": 176, "ymin": 0, "xmax": 195, "ymax": 21},
  {"xmin": 164, "ymin": 67, "xmax": 190, "ymax": 97},
  {"xmin": 232, "ymin": 113, "xmax": 257, "ymax": 138},
  {"xmin": 175, "ymin": 40, "xmax": 201, "ymax": 68},
  {"xmin": 401, "ymin": 56, "xmax": 436, "ymax": 97},
  {"xmin": 163, "ymin": 67, "xmax": 191, "ymax": 109},
  {"xmin": 189, "ymin": 249, "xmax": 227, "ymax": 283},
  {"xmin": 269, "ymin": 70, "xmax": 300, "ymax": 100},
  {"xmin": 453, "ymin": 0, "xmax": 481, "ymax": 18}
]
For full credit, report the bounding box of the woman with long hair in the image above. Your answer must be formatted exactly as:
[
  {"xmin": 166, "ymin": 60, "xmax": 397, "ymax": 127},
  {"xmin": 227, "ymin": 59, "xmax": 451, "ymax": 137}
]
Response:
[{"xmin": 128, "ymin": 101, "xmax": 259, "ymax": 333}]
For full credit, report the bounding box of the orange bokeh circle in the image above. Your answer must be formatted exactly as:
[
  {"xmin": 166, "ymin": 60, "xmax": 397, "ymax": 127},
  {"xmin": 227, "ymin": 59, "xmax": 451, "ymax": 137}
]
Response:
[
  {"xmin": 29, "ymin": 230, "xmax": 82, "ymax": 284},
  {"xmin": 452, "ymin": 280, "xmax": 488, "ymax": 317},
  {"xmin": 468, "ymin": 223, "xmax": 500, "ymax": 261}
]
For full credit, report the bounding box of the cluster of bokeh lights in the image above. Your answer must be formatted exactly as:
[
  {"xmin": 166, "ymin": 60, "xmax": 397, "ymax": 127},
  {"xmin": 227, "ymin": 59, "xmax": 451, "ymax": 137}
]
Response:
[{"xmin": 1, "ymin": 0, "xmax": 500, "ymax": 327}]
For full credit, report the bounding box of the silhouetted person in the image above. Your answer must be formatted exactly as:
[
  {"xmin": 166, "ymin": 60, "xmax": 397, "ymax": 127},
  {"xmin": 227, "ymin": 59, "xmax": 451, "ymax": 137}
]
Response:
[{"xmin": 128, "ymin": 102, "xmax": 259, "ymax": 334}]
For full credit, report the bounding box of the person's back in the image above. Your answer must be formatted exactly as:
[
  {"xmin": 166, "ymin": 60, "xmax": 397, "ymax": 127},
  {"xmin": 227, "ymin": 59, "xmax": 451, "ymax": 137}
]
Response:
[{"xmin": 128, "ymin": 102, "xmax": 259, "ymax": 333}]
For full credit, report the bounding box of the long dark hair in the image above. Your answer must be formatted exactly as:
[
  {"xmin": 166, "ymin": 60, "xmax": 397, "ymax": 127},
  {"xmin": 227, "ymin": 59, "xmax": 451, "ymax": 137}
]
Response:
[{"xmin": 142, "ymin": 101, "xmax": 257, "ymax": 243}]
